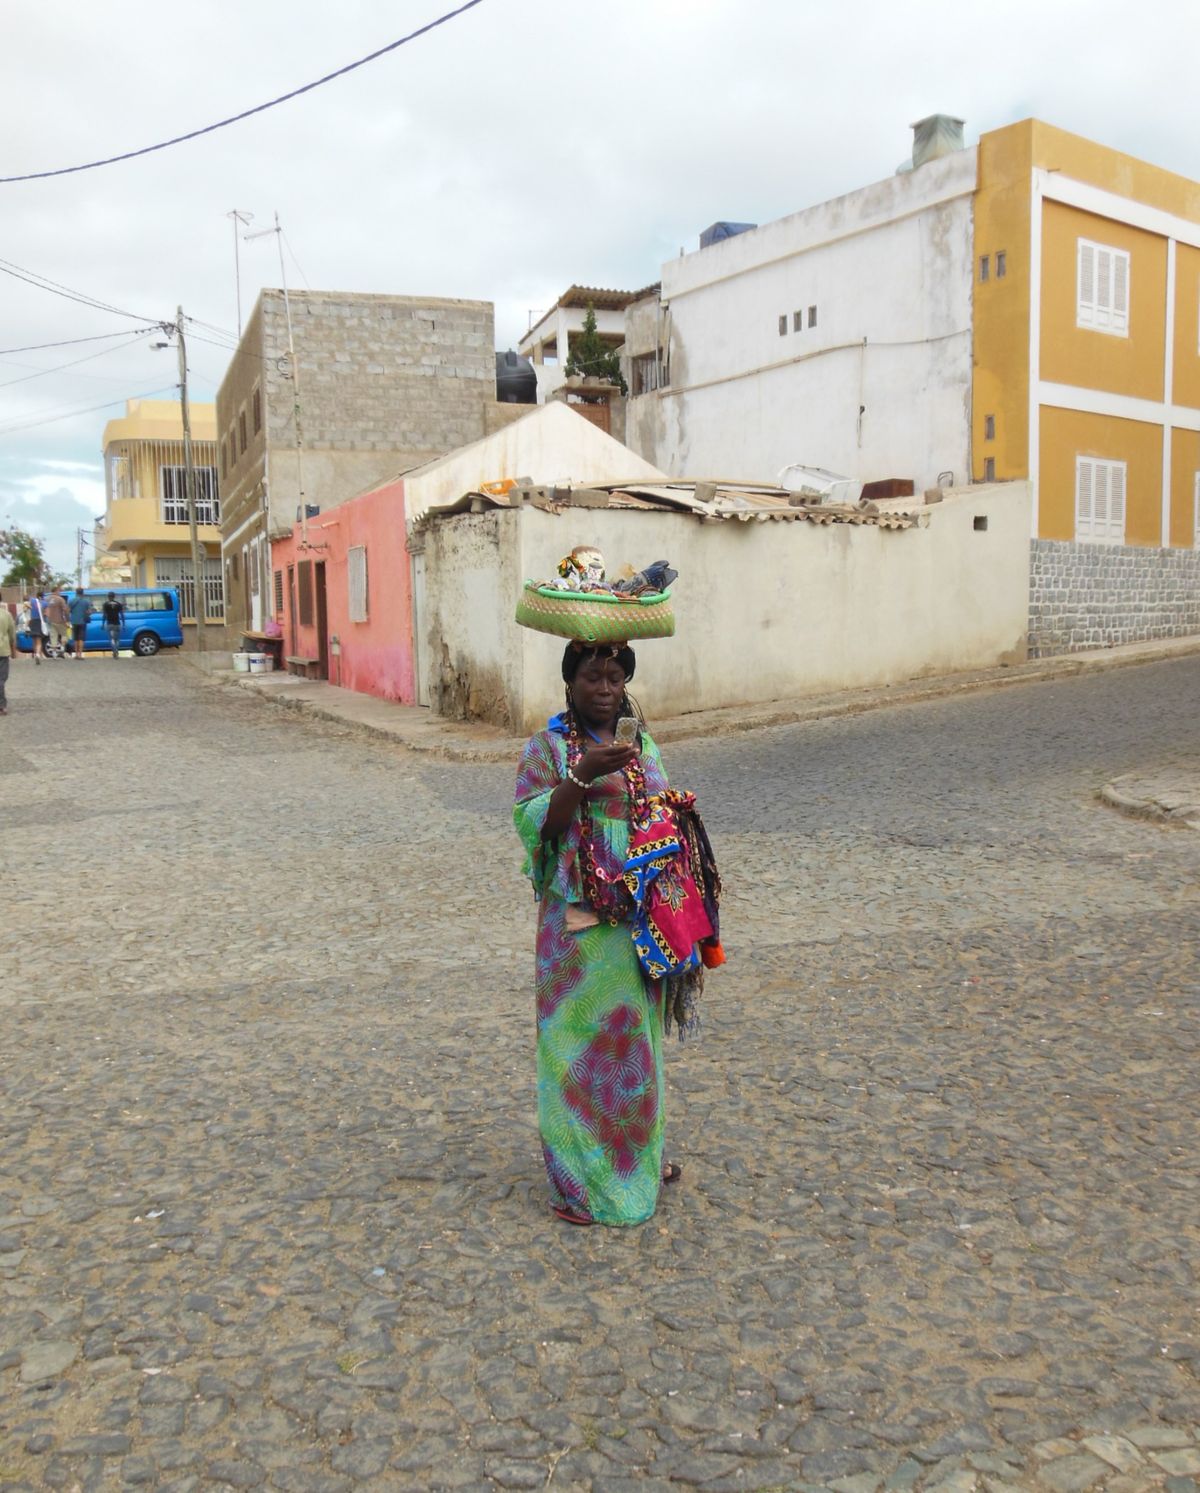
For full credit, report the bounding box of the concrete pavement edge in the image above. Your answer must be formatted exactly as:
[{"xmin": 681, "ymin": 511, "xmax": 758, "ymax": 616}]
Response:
[{"xmin": 187, "ymin": 633, "xmax": 1200, "ymax": 764}]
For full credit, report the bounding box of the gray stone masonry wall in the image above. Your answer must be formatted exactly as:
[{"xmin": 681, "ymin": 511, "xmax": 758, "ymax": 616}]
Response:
[
  {"xmin": 262, "ymin": 292, "xmax": 494, "ymax": 457},
  {"xmin": 1029, "ymin": 537, "xmax": 1200, "ymax": 657}
]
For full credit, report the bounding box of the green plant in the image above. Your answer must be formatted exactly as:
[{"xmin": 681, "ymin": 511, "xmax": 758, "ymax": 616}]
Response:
[
  {"xmin": 0, "ymin": 527, "xmax": 51, "ymax": 588},
  {"xmin": 564, "ymin": 305, "xmax": 627, "ymax": 394}
]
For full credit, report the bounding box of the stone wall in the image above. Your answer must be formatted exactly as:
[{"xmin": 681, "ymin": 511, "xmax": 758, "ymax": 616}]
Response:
[
  {"xmin": 1029, "ymin": 538, "xmax": 1200, "ymax": 657},
  {"xmin": 256, "ymin": 291, "xmax": 496, "ymax": 531}
]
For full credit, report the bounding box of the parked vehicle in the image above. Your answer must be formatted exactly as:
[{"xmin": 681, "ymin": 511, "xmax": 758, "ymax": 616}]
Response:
[{"xmin": 16, "ymin": 588, "xmax": 184, "ymax": 656}]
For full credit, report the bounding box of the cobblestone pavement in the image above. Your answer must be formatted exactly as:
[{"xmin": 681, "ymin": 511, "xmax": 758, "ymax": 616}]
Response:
[{"xmin": 1, "ymin": 654, "xmax": 1198, "ymax": 1493}]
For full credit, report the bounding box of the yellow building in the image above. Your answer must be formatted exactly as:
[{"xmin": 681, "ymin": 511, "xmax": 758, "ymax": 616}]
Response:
[
  {"xmin": 973, "ymin": 119, "xmax": 1200, "ymax": 550},
  {"xmin": 98, "ymin": 399, "xmax": 225, "ymax": 631}
]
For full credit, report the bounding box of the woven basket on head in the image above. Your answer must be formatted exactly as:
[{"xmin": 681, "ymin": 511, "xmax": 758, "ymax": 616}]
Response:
[{"xmin": 514, "ymin": 583, "xmax": 675, "ymax": 643}]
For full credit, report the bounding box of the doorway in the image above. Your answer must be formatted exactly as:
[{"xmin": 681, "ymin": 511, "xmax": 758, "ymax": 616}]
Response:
[{"xmin": 315, "ymin": 561, "xmax": 329, "ymax": 680}]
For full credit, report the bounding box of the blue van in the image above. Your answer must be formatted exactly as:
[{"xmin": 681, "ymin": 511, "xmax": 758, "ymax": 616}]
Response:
[{"xmin": 18, "ymin": 588, "xmax": 185, "ymax": 656}]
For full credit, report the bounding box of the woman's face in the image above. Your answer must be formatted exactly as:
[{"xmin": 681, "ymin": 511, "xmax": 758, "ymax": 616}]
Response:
[{"xmin": 571, "ymin": 656, "xmax": 627, "ymax": 727}]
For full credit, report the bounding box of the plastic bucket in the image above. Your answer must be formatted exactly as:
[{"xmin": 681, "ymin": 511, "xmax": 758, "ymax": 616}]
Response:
[
  {"xmin": 247, "ymin": 653, "xmax": 274, "ymax": 674},
  {"xmin": 232, "ymin": 652, "xmax": 251, "ymax": 673}
]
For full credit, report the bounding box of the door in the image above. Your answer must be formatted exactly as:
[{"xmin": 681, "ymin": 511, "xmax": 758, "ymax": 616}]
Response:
[
  {"xmin": 411, "ymin": 550, "xmax": 428, "ymax": 706},
  {"xmin": 315, "ymin": 562, "xmax": 329, "ymax": 680},
  {"xmin": 287, "ymin": 565, "xmax": 296, "ymax": 651}
]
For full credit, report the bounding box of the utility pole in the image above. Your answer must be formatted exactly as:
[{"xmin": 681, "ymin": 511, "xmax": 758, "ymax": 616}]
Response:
[{"xmin": 174, "ymin": 307, "xmax": 206, "ymax": 652}]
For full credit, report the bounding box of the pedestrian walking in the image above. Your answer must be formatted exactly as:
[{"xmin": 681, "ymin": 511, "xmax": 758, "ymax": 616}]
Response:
[
  {"xmin": 45, "ymin": 587, "xmax": 71, "ymax": 658},
  {"xmin": 27, "ymin": 592, "xmax": 47, "ymax": 664},
  {"xmin": 69, "ymin": 589, "xmax": 93, "ymax": 658},
  {"xmin": 101, "ymin": 592, "xmax": 124, "ymax": 657},
  {"xmin": 513, "ymin": 635, "xmax": 723, "ymax": 1227},
  {"xmin": 0, "ymin": 603, "xmax": 16, "ymax": 714}
]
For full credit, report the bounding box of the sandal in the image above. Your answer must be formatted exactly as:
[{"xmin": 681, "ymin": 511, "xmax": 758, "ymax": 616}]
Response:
[
  {"xmin": 662, "ymin": 1161, "xmax": 684, "ymax": 1185},
  {"xmin": 552, "ymin": 1204, "xmax": 594, "ymax": 1226}
]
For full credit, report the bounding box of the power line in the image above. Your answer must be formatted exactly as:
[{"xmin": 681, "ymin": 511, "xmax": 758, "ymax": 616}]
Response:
[
  {"xmin": 0, "ymin": 0, "xmax": 489, "ymax": 184},
  {"xmin": 0, "ymin": 329, "xmax": 146, "ymax": 356},
  {"xmin": 0, "ymin": 256, "xmax": 161, "ymax": 324},
  {"xmin": 0, "ymin": 330, "xmax": 156, "ymax": 390},
  {"xmin": 0, "ymin": 384, "xmax": 178, "ymax": 437}
]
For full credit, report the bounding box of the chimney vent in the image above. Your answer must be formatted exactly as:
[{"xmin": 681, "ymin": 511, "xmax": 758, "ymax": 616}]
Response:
[{"xmin": 910, "ymin": 113, "xmax": 965, "ymax": 169}]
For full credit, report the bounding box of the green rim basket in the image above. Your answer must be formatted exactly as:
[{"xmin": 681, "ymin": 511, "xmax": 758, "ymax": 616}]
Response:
[{"xmin": 515, "ymin": 583, "xmax": 675, "ymax": 643}]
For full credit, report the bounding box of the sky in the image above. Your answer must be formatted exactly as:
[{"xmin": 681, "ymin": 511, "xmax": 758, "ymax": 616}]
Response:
[{"xmin": 2, "ymin": 0, "xmax": 1197, "ymax": 575}]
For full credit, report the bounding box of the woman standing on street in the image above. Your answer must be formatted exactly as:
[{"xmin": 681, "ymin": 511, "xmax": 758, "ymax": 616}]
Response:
[{"xmin": 514, "ymin": 641, "xmax": 721, "ymax": 1227}]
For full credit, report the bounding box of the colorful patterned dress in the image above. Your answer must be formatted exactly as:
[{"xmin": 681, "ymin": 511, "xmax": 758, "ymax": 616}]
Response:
[{"xmin": 514, "ymin": 725, "xmax": 670, "ymax": 1226}]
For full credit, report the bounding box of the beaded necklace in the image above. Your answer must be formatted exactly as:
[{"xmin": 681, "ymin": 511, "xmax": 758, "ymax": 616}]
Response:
[{"xmin": 564, "ymin": 710, "xmax": 653, "ymax": 922}]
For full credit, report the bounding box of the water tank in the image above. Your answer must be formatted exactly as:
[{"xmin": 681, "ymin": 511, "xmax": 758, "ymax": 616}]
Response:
[
  {"xmin": 699, "ymin": 221, "xmax": 757, "ymax": 249},
  {"xmin": 496, "ymin": 349, "xmax": 537, "ymax": 404}
]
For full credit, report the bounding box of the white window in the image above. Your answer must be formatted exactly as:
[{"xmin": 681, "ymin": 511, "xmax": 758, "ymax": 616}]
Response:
[
  {"xmin": 1075, "ymin": 456, "xmax": 1126, "ymax": 543},
  {"xmin": 1194, "ymin": 471, "xmax": 1200, "ymax": 548},
  {"xmin": 348, "ymin": 545, "xmax": 368, "ymax": 622},
  {"xmin": 160, "ymin": 465, "xmax": 220, "ymax": 525},
  {"xmin": 1077, "ymin": 238, "xmax": 1129, "ymax": 336}
]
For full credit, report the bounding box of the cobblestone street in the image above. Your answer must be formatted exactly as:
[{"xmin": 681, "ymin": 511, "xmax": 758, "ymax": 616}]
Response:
[{"xmin": 2, "ymin": 654, "xmax": 1198, "ymax": 1492}]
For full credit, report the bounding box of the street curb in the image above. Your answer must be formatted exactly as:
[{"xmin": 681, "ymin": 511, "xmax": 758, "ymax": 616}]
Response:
[
  {"xmin": 1098, "ymin": 780, "xmax": 1200, "ymax": 829},
  {"xmin": 195, "ymin": 635, "xmax": 1200, "ymax": 764}
]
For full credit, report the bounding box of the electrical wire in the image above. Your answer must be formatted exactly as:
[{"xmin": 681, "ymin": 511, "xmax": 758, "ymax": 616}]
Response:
[
  {"xmin": 0, "ymin": 256, "xmax": 162, "ymax": 324},
  {"xmin": 0, "ymin": 0, "xmax": 489, "ymax": 184},
  {"xmin": 0, "ymin": 384, "xmax": 178, "ymax": 437},
  {"xmin": 0, "ymin": 330, "xmax": 157, "ymax": 390},
  {"xmin": 0, "ymin": 329, "xmax": 147, "ymax": 356},
  {"xmin": 282, "ymin": 229, "xmax": 310, "ymax": 290}
]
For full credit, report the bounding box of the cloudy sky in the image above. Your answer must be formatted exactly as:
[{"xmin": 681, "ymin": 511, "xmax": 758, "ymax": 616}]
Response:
[{"xmin": 2, "ymin": 0, "xmax": 1196, "ymax": 574}]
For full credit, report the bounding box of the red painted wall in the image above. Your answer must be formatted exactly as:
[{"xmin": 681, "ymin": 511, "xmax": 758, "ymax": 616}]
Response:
[{"xmin": 271, "ymin": 478, "xmax": 415, "ymax": 703}]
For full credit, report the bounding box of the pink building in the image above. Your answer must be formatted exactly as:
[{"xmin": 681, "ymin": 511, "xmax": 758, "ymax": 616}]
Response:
[{"xmin": 272, "ymin": 477, "xmax": 414, "ymax": 701}]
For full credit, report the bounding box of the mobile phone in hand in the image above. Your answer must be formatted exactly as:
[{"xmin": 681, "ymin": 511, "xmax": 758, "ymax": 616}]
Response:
[{"xmin": 615, "ymin": 715, "xmax": 640, "ymax": 746}]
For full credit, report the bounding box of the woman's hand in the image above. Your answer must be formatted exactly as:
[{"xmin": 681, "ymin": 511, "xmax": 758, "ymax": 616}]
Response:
[{"xmin": 577, "ymin": 742, "xmax": 638, "ymax": 782}]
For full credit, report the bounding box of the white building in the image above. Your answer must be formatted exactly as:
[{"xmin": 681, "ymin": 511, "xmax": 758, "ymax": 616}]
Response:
[
  {"xmin": 624, "ymin": 117, "xmax": 975, "ymax": 491},
  {"xmin": 519, "ymin": 285, "xmax": 656, "ymax": 402}
]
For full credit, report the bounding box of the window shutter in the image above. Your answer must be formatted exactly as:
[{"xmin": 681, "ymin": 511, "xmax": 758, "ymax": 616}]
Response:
[
  {"xmin": 1078, "ymin": 242, "xmax": 1096, "ymax": 325},
  {"xmin": 348, "ymin": 546, "xmax": 368, "ymax": 623},
  {"xmin": 1111, "ymin": 251, "xmax": 1129, "ymax": 332},
  {"xmin": 1095, "ymin": 249, "xmax": 1113, "ymax": 328},
  {"xmin": 1093, "ymin": 462, "xmax": 1109, "ymax": 530},
  {"xmin": 297, "ymin": 560, "xmax": 313, "ymax": 626},
  {"xmin": 1076, "ymin": 458, "xmax": 1094, "ymax": 532},
  {"xmin": 1107, "ymin": 463, "xmax": 1125, "ymax": 540},
  {"xmin": 1195, "ymin": 472, "xmax": 1200, "ymax": 548}
]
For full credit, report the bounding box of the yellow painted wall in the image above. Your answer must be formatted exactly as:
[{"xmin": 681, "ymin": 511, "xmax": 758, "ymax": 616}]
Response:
[
  {"xmin": 1030, "ymin": 121, "xmax": 1200, "ymax": 223},
  {"xmin": 1169, "ymin": 427, "xmax": 1200, "ymax": 547},
  {"xmin": 1039, "ymin": 201, "xmax": 1166, "ymax": 401},
  {"xmin": 972, "ymin": 121, "xmax": 1033, "ymax": 480},
  {"xmin": 1173, "ymin": 243, "xmax": 1200, "ymax": 411},
  {"xmin": 1039, "ymin": 406, "xmax": 1162, "ymax": 545}
]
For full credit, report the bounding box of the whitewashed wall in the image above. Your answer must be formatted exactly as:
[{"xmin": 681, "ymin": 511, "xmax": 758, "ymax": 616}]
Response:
[
  {"xmin": 424, "ymin": 482, "xmax": 1031, "ymax": 733},
  {"xmin": 627, "ymin": 150, "xmax": 978, "ymax": 491}
]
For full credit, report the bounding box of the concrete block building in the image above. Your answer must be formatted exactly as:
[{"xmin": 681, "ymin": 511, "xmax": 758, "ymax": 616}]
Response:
[{"xmin": 216, "ymin": 290, "xmax": 500, "ymax": 635}]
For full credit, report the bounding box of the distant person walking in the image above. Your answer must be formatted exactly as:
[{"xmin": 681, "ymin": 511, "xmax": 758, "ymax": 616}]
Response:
[
  {"xmin": 0, "ymin": 603, "xmax": 16, "ymax": 714},
  {"xmin": 101, "ymin": 592, "xmax": 124, "ymax": 657},
  {"xmin": 45, "ymin": 587, "xmax": 70, "ymax": 658},
  {"xmin": 69, "ymin": 589, "xmax": 93, "ymax": 658},
  {"xmin": 27, "ymin": 592, "xmax": 47, "ymax": 664}
]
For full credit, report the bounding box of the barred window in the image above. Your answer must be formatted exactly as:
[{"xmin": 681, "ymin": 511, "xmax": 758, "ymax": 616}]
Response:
[
  {"xmin": 273, "ymin": 568, "xmax": 284, "ymax": 615},
  {"xmin": 153, "ymin": 557, "xmax": 225, "ymax": 620},
  {"xmin": 160, "ymin": 465, "xmax": 220, "ymax": 525}
]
